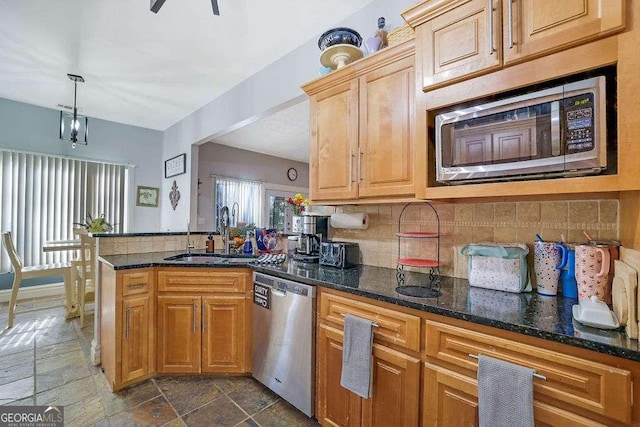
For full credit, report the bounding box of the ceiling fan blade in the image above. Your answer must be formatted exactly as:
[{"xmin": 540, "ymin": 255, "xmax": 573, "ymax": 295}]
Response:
[
  {"xmin": 211, "ymin": 0, "xmax": 220, "ymax": 15},
  {"xmin": 150, "ymin": 0, "xmax": 167, "ymax": 13}
]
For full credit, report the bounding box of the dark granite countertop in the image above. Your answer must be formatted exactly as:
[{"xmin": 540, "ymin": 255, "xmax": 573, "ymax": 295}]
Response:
[
  {"xmin": 98, "ymin": 251, "xmax": 640, "ymax": 362},
  {"xmin": 90, "ymin": 231, "xmax": 218, "ymax": 238}
]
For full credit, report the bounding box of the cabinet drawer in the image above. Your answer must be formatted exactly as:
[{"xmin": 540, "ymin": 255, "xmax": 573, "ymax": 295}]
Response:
[
  {"xmin": 121, "ymin": 271, "xmax": 151, "ymax": 297},
  {"xmin": 425, "ymin": 320, "xmax": 632, "ymax": 424},
  {"xmin": 319, "ymin": 292, "xmax": 421, "ymax": 352},
  {"xmin": 157, "ymin": 270, "xmax": 247, "ymax": 293}
]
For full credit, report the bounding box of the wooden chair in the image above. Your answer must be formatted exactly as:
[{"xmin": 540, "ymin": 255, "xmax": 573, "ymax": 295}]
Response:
[
  {"xmin": 1, "ymin": 231, "xmax": 72, "ymax": 328},
  {"xmin": 75, "ymin": 233, "xmax": 96, "ymax": 328}
]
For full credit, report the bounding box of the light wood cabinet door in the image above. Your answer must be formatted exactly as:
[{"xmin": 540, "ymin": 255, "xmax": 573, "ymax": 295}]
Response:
[
  {"xmin": 423, "ymin": 364, "xmax": 479, "ymax": 427},
  {"xmin": 157, "ymin": 296, "xmax": 201, "ymax": 373},
  {"xmin": 121, "ymin": 295, "xmax": 151, "ymax": 384},
  {"xmin": 201, "ymin": 296, "xmax": 247, "ymax": 373},
  {"xmin": 309, "ymin": 80, "xmax": 359, "ymax": 201},
  {"xmin": 362, "ymin": 344, "xmax": 421, "ymax": 427},
  {"xmin": 417, "ymin": 0, "xmax": 501, "ymax": 90},
  {"xmin": 317, "ymin": 323, "xmax": 361, "ymax": 427},
  {"xmin": 503, "ymin": 0, "xmax": 625, "ymax": 65},
  {"xmin": 358, "ymin": 56, "xmax": 415, "ymax": 198}
]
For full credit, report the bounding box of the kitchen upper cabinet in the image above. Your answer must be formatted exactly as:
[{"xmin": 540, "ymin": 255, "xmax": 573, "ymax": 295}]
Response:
[
  {"xmin": 402, "ymin": 0, "xmax": 625, "ymax": 90},
  {"xmin": 100, "ymin": 265, "xmax": 155, "ymax": 391},
  {"xmin": 303, "ymin": 40, "xmax": 415, "ymax": 203},
  {"xmin": 156, "ymin": 268, "xmax": 251, "ymax": 375}
]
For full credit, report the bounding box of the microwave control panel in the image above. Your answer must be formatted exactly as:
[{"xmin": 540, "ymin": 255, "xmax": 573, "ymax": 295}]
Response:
[{"xmin": 564, "ymin": 93, "xmax": 595, "ymax": 153}]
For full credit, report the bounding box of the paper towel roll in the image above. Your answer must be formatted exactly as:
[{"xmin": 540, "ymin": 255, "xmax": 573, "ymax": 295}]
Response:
[{"xmin": 330, "ymin": 213, "xmax": 369, "ymax": 230}]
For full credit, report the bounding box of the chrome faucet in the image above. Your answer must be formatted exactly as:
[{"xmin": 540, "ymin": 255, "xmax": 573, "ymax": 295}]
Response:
[
  {"xmin": 231, "ymin": 202, "xmax": 240, "ymax": 227},
  {"xmin": 186, "ymin": 221, "xmax": 194, "ymax": 253},
  {"xmin": 220, "ymin": 206, "xmax": 231, "ymax": 254}
]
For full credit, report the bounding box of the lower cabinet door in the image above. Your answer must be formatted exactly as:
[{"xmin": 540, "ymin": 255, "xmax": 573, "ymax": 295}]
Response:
[
  {"xmin": 201, "ymin": 296, "xmax": 247, "ymax": 373},
  {"xmin": 362, "ymin": 345, "xmax": 420, "ymax": 427},
  {"xmin": 157, "ymin": 296, "xmax": 201, "ymax": 373},
  {"xmin": 121, "ymin": 295, "xmax": 150, "ymax": 383},
  {"xmin": 422, "ymin": 363, "xmax": 611, "ymax": 427},
  {"xmin": 317, "ymin": 323, "xmax": 361, "ymax": 427}
]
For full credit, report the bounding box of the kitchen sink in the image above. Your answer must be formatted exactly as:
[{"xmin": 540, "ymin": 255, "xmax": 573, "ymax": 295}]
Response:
[{"xmin": 163, "ymin": 253, "xmax": 258, "ymax": 265}]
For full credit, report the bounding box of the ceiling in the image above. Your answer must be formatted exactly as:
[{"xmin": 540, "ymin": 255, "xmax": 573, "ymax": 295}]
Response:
[
  {"xmin": 212, "ymin": 100, "xmax": 310, "ymax": 163},
  {"xmin": 0, "ymin": 0, "xmax": 376, "ymax": 133}
]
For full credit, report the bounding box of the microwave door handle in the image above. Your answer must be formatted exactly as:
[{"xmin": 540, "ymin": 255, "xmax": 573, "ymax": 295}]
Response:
[
  {"xmin": 488, "ymin": 0, "xmax": 494, "ymax": 55},
  {"xmin": 550, "ymin": 101, "xmax": 561, "ymax": 156}
]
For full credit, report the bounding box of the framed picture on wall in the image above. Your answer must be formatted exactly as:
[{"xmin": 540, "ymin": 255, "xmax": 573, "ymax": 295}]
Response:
[
  {"xmin": 164, "ymin": 153, "xmax": 186, "ymax": 178},
  {"xmin": 136, "ymin": 186, "xmax": 159, "ymax": 207}
]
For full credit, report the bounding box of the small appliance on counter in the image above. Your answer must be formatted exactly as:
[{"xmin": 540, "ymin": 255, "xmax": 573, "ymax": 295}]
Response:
[
  {"xmin": 293, "ymin": 214, "xmax": 330, "ymax": 263},
  {"xmin": 320, "ymin": 241, "xmax": 359, "ymax": 269}
]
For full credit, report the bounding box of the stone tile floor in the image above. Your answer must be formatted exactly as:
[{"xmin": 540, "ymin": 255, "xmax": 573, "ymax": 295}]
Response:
[{"xmin": 0, "ymin": 296, "xmax": 320, "ymax": 426}]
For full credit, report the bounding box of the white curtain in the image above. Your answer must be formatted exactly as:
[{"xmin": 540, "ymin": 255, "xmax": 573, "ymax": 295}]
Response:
[
  {"xmin": 0, "ymin": 150, "xmax": 130, "ymax": 272},
  {"xmin": 212, "ymin": 176, "xmax": 263, "ymax": 230}
]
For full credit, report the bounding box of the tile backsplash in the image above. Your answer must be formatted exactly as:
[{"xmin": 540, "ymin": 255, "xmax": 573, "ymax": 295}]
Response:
[
  {"xmin": 98, "ymin": 234, "xmax": 223, "ymax": 256},
  {"xmin": 322, "ymin": 199, "xmax": 619, "ymax": 282}
]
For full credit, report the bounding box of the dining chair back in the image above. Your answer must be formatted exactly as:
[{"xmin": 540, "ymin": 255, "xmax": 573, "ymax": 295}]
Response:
[
  {"xmin": 76, "ymin": 233, "xmax": 96, "ymax": 328},
  {"xmin": 1, "ymin": 231, "xmax": 72, "ymax": 328}
]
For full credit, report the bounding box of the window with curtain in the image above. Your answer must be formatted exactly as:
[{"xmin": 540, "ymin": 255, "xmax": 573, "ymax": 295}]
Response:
[
  {"xmin": 212, "ymin": 176, "xmax": 263, "ymax": 231},
  {"xmin": 0, "ymin": 150, "xmax": 130, "ymax": 272}
]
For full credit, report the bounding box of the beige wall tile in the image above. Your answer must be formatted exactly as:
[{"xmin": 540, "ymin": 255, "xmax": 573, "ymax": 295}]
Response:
[
  {"xmin": 454, "ymin": 227, "xmax": 473, "ymax": 246},
  {"xmin": 516, "ymin": 202, "xmax": 540, "ymax": 223},
  {"xmin": 599, "ymin": 200, "xmax": 619, "ymax": 224},
  {"xmin": 493, "ymin": 227, "xmax": 518, "ymax": 243},
  {"xmin": 516, "ymin": 227, "xmax": 540, "ymax": 244},
  {"xmin": 472, "ymin": 203, "xmax": 494, "ymax": 224},
  {"xmin": 434, "ymin": 203, "xmax": 454, "ymax": 222},
  {"xmin": 127, "ymin": 241, "xmax": 141, "ymax": 254},
  {"xmin": 494, "ymin": 203, "xmax": 516, "ymax": 223},
  {"xmin": 568, "ymin": 201, "xmax": 598, "ymax": 224},
  {"xmin": 471, "ymin": 227, "xmax": 494, "ymax": 242},
  {"xmin": 454, "ymin": 204, "xmax": 473, "ymax": 222},
  {"xmin": 567, "ymin": 229, "xmax": 588, "ymax": 244},
  {"xmin": 540, "ymin": 202, "xmax": 568, "ymax": 225}
]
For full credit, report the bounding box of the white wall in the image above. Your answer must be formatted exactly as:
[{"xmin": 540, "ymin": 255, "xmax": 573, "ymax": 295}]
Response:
[
  {"xmin": 0, "ymin": 97, "xmax": 163, "ymax": 232},
  {"xmin": 197, "ymin": 143, "xmax": 309, "ymax": 230},
  {"xmin": 160, "ymin": 0, "xmax": 416, "ymax": 231}
]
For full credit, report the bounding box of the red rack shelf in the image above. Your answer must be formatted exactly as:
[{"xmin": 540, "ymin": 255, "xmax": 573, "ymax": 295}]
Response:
[{"xmin": 396, "ymin": 258, "xmax": 443, "ymax": 268}]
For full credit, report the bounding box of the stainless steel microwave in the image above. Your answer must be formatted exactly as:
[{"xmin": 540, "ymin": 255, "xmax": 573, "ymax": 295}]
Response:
[{"xmin": 435, "ymin": 76, "xmax": 607, "ymax": 184}]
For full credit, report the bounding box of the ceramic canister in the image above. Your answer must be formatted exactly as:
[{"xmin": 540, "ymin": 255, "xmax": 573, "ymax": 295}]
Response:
[
  {"xmin": 533, "ymin": 241, "xmax": 562, "ymax": 296},
  {"xmin": 575, "ymin": 244, "xmax": 611, "ymax": 303}
]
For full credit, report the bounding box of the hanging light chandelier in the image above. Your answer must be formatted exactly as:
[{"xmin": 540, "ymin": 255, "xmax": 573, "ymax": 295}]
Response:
[
  {"xmin": 150, "ymin": 0, "xmax": 219, "ymax": 15},
  {"xmin": 59, "ymin": 73, "xmax": 88, "ymax": 148}
]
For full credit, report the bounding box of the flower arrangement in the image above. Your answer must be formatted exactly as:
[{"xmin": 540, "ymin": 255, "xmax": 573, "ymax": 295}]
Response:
[
  {"xmin": 74, "ymin": 213, "xmax": 113, "ymax": 232},
  {"xmin": 286, "ymin": 193, "xmax": 309, "ymax": 216}
]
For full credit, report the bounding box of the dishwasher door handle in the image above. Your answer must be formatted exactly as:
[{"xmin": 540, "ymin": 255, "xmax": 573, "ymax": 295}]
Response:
[{"xmin": 271, "ymin": 289, "xmax": 287, "ymax": 297}]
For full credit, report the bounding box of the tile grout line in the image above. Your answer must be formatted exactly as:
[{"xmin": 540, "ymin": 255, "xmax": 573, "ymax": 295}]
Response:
[{"xmin": 152, "ymin": 378, "xmax": 186, "ymax": 426}]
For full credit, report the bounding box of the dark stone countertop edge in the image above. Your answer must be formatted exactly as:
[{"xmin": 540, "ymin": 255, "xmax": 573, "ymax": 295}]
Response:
[
  {"xmin": 98, "ymin": 253, "xmax": 640, "ymax": 362},
  {"xmin": 91, "ymin": 231, "xmax": 219, "ymax": 238}
]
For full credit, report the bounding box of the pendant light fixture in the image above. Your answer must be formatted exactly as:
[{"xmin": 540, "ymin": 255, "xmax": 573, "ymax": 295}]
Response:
[
  {"xmin": 151, "ymin": 0, "xmax": 219, "ymax": 15},
  {"xmin": 59, "ymin": 73, "xmax": 88, "ymax": 148}
]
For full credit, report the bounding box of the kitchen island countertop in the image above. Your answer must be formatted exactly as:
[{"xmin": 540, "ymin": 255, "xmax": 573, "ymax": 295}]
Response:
[{"xmin": 99, "ymin": 251, "xmax": 640, "ymax": 362}]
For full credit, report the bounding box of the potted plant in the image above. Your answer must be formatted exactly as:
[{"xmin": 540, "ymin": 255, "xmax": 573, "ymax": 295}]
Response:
[
  {"xmin": 75, "ymin": 213, "xmax": 113, "ymax": 233},
  {"xmin": 286, "ymin": 194, "xmax": 309, "ymax": 233}
]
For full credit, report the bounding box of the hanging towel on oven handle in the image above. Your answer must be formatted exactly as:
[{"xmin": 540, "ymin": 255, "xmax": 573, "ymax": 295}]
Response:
[{"xmin": 461, "ymin": 242, "xmax": 532, "ymax": 293}]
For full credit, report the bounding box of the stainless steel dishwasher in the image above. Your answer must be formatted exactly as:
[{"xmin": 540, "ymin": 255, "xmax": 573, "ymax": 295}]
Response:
[{"xmin": 252, "ymin": 272, "xmax": 316, "ymax": 417}]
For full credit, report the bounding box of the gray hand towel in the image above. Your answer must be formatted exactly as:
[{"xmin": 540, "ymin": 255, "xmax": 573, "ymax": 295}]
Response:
[
  {"xmin": 478, "ymin": 354, "xmax": 535, "ymax": 427},
  {"xmin": 340, "ymin": 314, "xmax": 374, "ymax": 399}
]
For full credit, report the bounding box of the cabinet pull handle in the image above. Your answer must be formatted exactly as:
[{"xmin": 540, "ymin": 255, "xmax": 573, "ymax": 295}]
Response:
[
  {"xmin": 358, "ymin": 150, "xmax": 363, "ymax": 183},
  {"xmin": 202, "ymin": 302, "xmax": 207, "ymax": 332},
  {"xmin": 350, "ymin": 150, "xmax": 356, "ymax": 183},
  {"xmin": 487, "ymin": 0, "xmax": 494, "ymax": 55},
  {"xmin": 340, "ymin": 313, "xmax": 379, "ymax": 328},
  {"xmin": 193, "ymin": 301, "xmax": 197, "ymax": 333},
  {"xmin": 127, "ymin": 282, "xmax": 146, "ymax": 288},
  {"xmin": 508, "ymin": 0, "xmax": 514, "ymax": 49},
  {"xmin": 468, "ymin": 354, "xmax": 546, "ymax": 380},
  {"xmin": 125, "ymin": 307, "xmax": 130, "ymax": 339}
]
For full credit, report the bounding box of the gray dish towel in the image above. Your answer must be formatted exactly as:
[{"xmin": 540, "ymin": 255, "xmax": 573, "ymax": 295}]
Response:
[
  {"xmin": 478, "ymin": 354, "xmax": 535, "ymax": 427},
  {"xmin": 340, "ymin": 314, "xmax": 374, "ymax": 399}
]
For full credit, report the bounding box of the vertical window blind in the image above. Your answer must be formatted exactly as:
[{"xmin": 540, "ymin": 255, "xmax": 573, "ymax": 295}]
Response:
[
  {"xmin": 213, "ymin": 176, "xmax": 263, "ymax": 231},
  {"xmin": 0, "ymin": 150, "xmax": 130, "ymax": 272}
]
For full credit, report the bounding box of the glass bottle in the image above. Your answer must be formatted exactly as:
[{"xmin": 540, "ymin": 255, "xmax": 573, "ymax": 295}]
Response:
[{"xmin": 375, "ymin": 17, "xmax": 388, "ymax": 49}]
